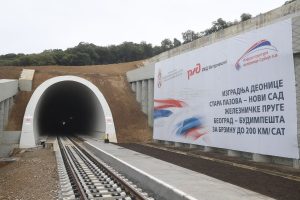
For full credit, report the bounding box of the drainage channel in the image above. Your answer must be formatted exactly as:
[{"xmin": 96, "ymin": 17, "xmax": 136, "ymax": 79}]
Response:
[{"xmin": 57, "ymin": 137, "xmax": 154, "ymax": 200}]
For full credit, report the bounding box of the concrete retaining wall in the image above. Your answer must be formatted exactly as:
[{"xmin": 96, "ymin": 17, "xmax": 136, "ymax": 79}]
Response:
[
  {"xmin": 19, "ymin": 69, "xmax": 35, "ymax": 91},
  {"xmin": 130, "ymin": 79, "xmax": 154, "ymax": 127},
  {"xmin": 0, "ymin": 80, "xmax": 20, "ymax": 157},
  {"xmin": 0, "ymin": 79, "xmax": 18, "ymax": 102},
  {"xmin": 0, "ymin": 131, "xmax": 21, "ymax": 157},
  {"xmin": 126, "ymin": 1, "xmax": 300, "ymax": 168},
  {"xmin": 0, "ymin": 79, "xmax": 18, "ymax": 132}
]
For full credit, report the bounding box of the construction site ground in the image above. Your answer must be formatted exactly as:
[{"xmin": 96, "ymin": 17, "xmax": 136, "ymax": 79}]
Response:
[{"xmin": 0, "ymin": 148, "xmax": 58, "ymax": 200}]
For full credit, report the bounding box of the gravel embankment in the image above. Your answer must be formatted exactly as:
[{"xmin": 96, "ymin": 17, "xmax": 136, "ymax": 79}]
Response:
[{"xmin": 0, "ymin": 148, "xmax": 59, "ymax": 200}]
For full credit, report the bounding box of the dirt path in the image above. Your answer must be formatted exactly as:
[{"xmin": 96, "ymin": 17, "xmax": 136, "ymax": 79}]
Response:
[
  {"xmin": 117, "ymin": 143, "xmax": 300, "ymax": 200},
  {"xmin": 0, "ymin": 148, "xmax": 58, "ymax": 200}
]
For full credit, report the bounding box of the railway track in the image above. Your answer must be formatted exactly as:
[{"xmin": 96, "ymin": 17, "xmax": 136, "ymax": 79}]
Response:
[{"xmin": 57, "ymin": 137, "xmax": 153, "ymax": 200}]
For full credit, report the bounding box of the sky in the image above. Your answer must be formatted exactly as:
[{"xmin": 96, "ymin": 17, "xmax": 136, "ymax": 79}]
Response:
[{"xmin": 0, "ymin": 0, "xmax": 288, "ymax": 55}]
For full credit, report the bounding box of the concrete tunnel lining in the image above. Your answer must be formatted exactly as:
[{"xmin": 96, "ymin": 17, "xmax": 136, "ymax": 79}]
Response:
[{"xmin": 19, "ymin": 76, "xmax": 117, "ymax": 148}]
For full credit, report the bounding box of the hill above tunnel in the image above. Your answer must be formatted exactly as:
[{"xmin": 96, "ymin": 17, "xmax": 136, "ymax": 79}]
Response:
[{"xmin": 0, "ymin": 61, "xmax": 152, "ymax": 143}]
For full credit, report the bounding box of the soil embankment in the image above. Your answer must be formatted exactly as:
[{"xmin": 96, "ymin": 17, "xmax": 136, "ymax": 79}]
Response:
[{"xmin": 0, "ymin": 62, "xmax": 152, "ymax": 143}]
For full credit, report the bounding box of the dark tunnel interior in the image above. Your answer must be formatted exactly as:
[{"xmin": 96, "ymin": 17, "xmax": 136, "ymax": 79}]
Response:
[{"xmin": 36, "ymin": 81, "xmax": 102, "ymax": 136}]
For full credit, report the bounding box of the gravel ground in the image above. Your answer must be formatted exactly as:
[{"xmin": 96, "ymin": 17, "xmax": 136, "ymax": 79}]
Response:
[
  {"xmin": 0, "ymin": 148, "xmax": 59, "ymax": 200},
  {"xmin": 117, "ymin": 143, "xmax": 300, "ymax": 200}
]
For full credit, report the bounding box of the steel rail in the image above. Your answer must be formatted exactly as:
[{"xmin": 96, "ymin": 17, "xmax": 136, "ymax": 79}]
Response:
[
  {"xmin": 58, "ymin": 137, "xmax": 89, "ymax": 200},
  {"xmin": 68, "ymin": 137, "xmax": 149, "ymax": 200}
]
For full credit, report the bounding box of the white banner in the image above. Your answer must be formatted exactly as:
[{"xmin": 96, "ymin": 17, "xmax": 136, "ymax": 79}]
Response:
[{"xmin": 154, "ymin": 19, "xmax": 299, "ymax": 159}]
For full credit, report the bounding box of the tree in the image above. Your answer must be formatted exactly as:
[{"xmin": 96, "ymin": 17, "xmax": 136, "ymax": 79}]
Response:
[
  {"xmin": 161, "ymin": 38, "xmax": 173, "ymax": 51},
  {"xmin": 182, "ymin": 30, "xmax": 199, "ymax": 44},
  {"xmin": 17, "ymin": 56, "xmax": 35, "ymax": 66},
  {"xmin": 35, "ymin": 53, "xmax": 56, "ymax": 65},
  {"xmin": 202, "ymin": 18, "xmax": 231, "ymax": 36},
  {"xmin": 72, "ymin": 52, "xmax": 92, "ymax": 65},
  {"xmin": 0, "ymin": 53, "xmax": 17, "ymax": 59},
  {"xmin": 140, "ymin": 41, "xmax": 153, "ymax": 58},
  {"xmin": 212, "ymin": 18, "xmax": 229, "ymax": 31},
  {"xmin": 60, "ymin": 53, "xmax": 75, "ymax": 65},
  {"xmin": 173, "ymin": 38, "xmax": 181, "ymax": 47},
  {"xmin": 240, "ymin": 13, "xmax": 252, "ymax": 21},
  {"xmin": 284, "ymin": 0, "xmax": 296, "ymax": 5},
  {"xmin": 152, "ymin": 46, "xmax": 163, "ymax": 55},
  {"xmin": 51, "ymin": 49, "xmax": 65, "ymax": 65},
  {"xmin": 70, "ymin": 42, "xmax": 99, "ymax": 64},
  {"xmin": 95, "ymin": 46, "xmax": 110, "ymax": 64},
  {"xmin": 0, "ymin": 10, "xmax": 262, "ymax": 67}
]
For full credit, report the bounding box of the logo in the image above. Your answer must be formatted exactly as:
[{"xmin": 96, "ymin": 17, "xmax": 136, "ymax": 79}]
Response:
[
  {"xmin": 174, "ymin": 116, "xmax": 208, "ymax": 141},
  {"xmin": 157, "ymin": 69, "xmax": 162, "ymax": 88},
  {"xmin": 153, "ymin": 99, "xmax": 186, "ymax": 119},
  {"xmin": 105, "ymin": 117, "xmax": 113, "ymax": 124},
  {"xmin": 24, "ymin": 116, "xmax": 33, "ymax": 124},
  {"xmin": 235, "ymin": 39, "xmax": 278, "ymax": 70},
  {"xmin": 187, "ymin": 63, "xmax": 201, "ymax": 79}
]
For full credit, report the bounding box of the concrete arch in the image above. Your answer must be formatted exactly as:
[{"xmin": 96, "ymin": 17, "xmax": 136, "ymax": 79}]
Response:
[{"xmin": 19, "ymin": 76, "xmax": 117, "ymax": 148}]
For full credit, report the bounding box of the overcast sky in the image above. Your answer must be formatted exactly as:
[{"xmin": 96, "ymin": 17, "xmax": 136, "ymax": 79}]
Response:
[{"xmin": 0, "ymin": 0, "xmax": 288, "ymax": 54}]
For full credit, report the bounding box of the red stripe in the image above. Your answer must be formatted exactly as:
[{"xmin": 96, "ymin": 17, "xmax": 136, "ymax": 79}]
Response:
[
  {"xmin": 154, "ymin": 104, "xmax": 179, "ymax": 110},
  {"xmin": 185, "ymin": 128, "xmax": 208, "ymax": 140},
  {"xmin": 236, "ymin": 39, "xmax": 267, "ymax": 67},
  {"xmin": 154, "ymin": 99, "xmax": 185, "ymax": 107}
]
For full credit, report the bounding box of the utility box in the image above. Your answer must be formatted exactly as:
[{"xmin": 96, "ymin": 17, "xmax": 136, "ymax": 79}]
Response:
[{"xmin": 19, "ymin": 69, "xmax": 35, "ymax": 91}]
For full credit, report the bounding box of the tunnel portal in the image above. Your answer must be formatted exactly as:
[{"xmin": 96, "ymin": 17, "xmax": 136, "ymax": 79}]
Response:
[
  {"xmin": 20, "ymin": 76, "xmax": 117, "ymax": 148},
  {"xmin": 37, "ymin": 81, "xmax": 99, "ymax": 136}
]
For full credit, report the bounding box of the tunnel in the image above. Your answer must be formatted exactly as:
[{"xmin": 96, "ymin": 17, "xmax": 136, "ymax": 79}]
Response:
[
  {"xmin": 20, "ymin": 76, "xmax": 117, "ymax": 148},
  {"xmin": 37, "ymin": 81, "xmax": 101, "ymax": 136}
]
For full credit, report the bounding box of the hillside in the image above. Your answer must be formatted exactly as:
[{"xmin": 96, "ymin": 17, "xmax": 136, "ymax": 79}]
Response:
[{"xmin": 0, "ymin": 61, "xmax": 152, "ymax": 143}]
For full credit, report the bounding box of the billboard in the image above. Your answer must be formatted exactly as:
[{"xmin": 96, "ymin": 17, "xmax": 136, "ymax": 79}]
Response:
[{"xmin": 154, "ymin": 19, "xmax": 299, "ymax": 159}]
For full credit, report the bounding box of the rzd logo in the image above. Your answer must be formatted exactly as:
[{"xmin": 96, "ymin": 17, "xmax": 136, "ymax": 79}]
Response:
[{"xmin": 187, "ymin": 63, "xmax": 201, "ymax": 80}]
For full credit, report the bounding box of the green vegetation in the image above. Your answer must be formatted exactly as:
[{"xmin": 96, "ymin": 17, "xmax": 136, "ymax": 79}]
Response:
[
  {"xmin": 0, "ymin": 13, "xmax": 252, "ymax": 66},
  {"xmin": 0, "ymin": 42, "xmax": 162, "ymax": 66},
  {"xmin": 284, "ymin": 0, "xmax": 296, "ymax": 5},
  {"xmin": 181, "ymin": 13, "xmax": 252, "ymax": 44}
]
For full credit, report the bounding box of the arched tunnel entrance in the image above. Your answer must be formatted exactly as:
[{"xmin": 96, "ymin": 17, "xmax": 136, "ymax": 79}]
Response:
[
  {"xmin": 20, "ymin": 76, "xmax": 117, "ymax": 148},
  {"xmin": 37, "ymin": 81, "xmax": 100, "ymax": 136}
]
